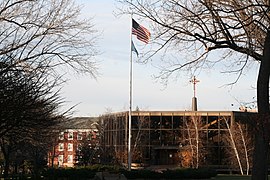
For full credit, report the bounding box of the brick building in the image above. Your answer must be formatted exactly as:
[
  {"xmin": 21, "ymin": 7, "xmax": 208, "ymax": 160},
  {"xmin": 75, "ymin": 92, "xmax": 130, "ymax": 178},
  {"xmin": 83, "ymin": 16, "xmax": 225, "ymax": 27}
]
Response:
[{"xmin": 48, "ymin": 117, "xmax": 99, "ymax": 167}]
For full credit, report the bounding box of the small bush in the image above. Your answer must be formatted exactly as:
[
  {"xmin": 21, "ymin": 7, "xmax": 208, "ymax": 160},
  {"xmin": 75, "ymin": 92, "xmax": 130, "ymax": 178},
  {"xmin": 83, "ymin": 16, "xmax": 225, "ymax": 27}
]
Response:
[
  {"xmin": 42, "ymin": 168, "xmax": 96, "ymax": 179},
  {"xmin": 122, "ymin": 169, "xmax": 162, "ymax": 179},
  {"xmin": 86, "ymin": 164, "xmax": 121, "ymax": 173},
  {"xmin": 122, "ymin": 167, "xmax": 217, "ymax": 179},
  {"xmin": 162, "ymin": 168, "xmax": 217, "ymax": 179},
  {"xmin": 43, "ymin": 166, "xmax": 217, "ymax": 180}
]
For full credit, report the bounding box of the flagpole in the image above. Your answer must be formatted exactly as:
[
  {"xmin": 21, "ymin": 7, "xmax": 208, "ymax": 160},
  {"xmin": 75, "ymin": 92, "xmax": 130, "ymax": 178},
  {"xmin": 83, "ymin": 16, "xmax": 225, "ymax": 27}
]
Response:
[
  {"xmin": 128, "ymin": 16, "xmax": 150, "ymax": 171},
  {"xmin": 128, "ymin": 16, "xmax": 133, "ymax": 171}
]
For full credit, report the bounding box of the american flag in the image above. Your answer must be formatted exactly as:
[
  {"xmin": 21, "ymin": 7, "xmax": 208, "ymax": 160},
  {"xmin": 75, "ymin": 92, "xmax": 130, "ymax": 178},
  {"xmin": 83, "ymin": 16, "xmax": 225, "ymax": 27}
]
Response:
[{"xmin": 132, "ymin": 19, "xmax": 150, "ymax": 44}]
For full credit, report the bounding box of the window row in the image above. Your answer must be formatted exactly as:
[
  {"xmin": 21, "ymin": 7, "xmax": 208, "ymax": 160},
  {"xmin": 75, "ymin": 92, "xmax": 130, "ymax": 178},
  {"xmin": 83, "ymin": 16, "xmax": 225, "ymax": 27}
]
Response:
[
  {"xmin": 58, "ymin": 155, "xmax": 73, "ymax": 164},
  {"xmin": 59, "ymin": 143, "xmax": 73, "ymax": 151},
  {"xmin": 59, "ymin": 132, "xmax": 81, "ymax": 140},
  {"xmin": 58, "ymin": 143, "xmax": 93, "ymax": 151},
  {"xmin": 108, "ymin": 116, "xmax": 232, "ymax": 129},
  {"xmin": 59, "ymin": 131, "xmax": 96, "ymax": 140}
]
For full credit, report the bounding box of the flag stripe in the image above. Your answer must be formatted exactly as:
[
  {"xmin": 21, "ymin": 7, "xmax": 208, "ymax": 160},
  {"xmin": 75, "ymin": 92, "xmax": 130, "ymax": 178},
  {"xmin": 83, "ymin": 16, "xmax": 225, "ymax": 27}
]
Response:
[{"xmin": 132, "ymin": 19, "xmax": 150, "ymax": 44}]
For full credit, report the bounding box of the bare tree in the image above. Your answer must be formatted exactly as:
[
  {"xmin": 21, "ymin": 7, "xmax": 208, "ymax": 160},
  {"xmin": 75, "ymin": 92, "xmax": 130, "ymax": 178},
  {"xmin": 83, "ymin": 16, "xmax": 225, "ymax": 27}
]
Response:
[
  {"xmin": 75, "ymin": 135, "xmax": 101, "ymax": 166},
  {"xmin": 0, "ymin": 0, "xmax": 99, "ymax": 175},
  {"xmin": 47, "ymin": 133, "xmax": 61, "ymax": 168},
  {"xmin": 179, "ymin": 116, "xmax": 207, "ymax": 168},
  {"xmin": 118, "ymin": 1, "xmax": 270, "ymax": 179},
  {"xmin": 99, "ymin": 111, "xmax": 120, "ymax": 165},
  {"xmin": 223, "ymin": 118, "xmax": 243, "ymax": 174},
  {"xmin": 0, "ymin": 68, "xmax": 64, "ymax": 178},
  {"xmin": 131, "ymin": 115, "xmax": 149, "ymax": 165},
  {"xmin": 0, "ymin": 0, "xmax": 98, "ymax": 77},
  {"xmin": 0, "ymin": 0, "xmax": 99, "ymax": 138},
  {"xmin": 238, "ymin": 123, "xmax": 252, "ymax": 175},
  {"xmin": 222, "ymin": 116, "xmax": 253, "ymax": 175}
]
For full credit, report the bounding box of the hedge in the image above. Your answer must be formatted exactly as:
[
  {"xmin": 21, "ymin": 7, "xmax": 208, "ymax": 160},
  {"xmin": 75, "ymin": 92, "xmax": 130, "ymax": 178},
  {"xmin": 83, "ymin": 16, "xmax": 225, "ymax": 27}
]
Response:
[
  {"xmin": 121, "ymin": 167, "xmax": 217, "ymax": 179},
  {"xmin": 43, "ymin": 165, "xmax": 217, "ymax": 179}
]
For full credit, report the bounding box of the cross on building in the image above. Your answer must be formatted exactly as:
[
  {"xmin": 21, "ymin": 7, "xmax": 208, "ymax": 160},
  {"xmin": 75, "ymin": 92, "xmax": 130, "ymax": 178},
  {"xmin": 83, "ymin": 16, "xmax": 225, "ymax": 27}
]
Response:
[{"xmin": 190, "ymin": 76, "xmax": 200, "ymax": 98}]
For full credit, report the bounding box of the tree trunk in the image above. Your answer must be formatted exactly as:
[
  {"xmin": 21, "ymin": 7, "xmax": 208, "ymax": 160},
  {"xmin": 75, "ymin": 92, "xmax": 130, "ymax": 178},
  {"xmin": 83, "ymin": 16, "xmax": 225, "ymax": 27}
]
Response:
[
  {"xmin": 185, "ymin": 120, "xmax": 194, "ymax": 168},
  {"xmin": 3, "ymin": 155, "xmax": 9, "ymax": 179},
  {"xmin": 252, "ymin": 31, "xmax": 270, "ymax": 180},
  {"xmin": 51, "ymin": 145, "xmax": 56, "ymax": 168},
  {"xmin": 225, "ymin": 118, "xmax": 243, "ymax": 175},
  {"xmin": 238, "ymin": 123, "xmax": 250, "ymax": 175},
  {"xmin": 1, "ymin": 146, "xmax": 10, "ymax": 179},
  {"xmin": 192, "ymin": 117, "xmax": 199, "ymax": 169}
]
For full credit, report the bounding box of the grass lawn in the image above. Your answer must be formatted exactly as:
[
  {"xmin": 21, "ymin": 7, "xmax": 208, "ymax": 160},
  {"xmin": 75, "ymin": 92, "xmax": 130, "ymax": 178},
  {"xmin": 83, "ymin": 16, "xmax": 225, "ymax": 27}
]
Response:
[{"xmin": 213, "ymin": 174, "xmax": 251, "ymax": 180}]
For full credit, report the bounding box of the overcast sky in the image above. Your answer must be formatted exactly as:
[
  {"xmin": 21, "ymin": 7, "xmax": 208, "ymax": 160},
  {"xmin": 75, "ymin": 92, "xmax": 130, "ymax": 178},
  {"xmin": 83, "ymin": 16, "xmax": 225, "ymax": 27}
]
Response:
[{"xmin": 60, "ymin": 0, "xmax": 259, "ymax": 117}]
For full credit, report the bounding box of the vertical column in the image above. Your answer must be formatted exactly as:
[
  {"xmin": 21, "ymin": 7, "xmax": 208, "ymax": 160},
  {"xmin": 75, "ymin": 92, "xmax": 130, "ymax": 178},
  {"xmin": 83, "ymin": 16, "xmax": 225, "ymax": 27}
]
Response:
[{"xmin": 190, "ymin": 76, "xmax": 200, "ymax": 111}]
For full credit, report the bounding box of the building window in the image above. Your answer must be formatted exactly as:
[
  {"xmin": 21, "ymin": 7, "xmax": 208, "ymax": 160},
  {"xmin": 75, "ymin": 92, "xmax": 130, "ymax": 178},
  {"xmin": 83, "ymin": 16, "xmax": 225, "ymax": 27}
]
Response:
[
  {"xmin": 68, "ymin": 143, "xmax": 73, "ymax": 151},
  {"xmin": 87, "ymin": 132, "xmax": 92, "ymax": 140},
  {"xmin": 58, "ymin": 155, "xmax": 64, "ymax": 164},
  {"xmin": 59, "ymin": 132, "xmax": 64, "ymax": 140},
  {"xmin": 67, "ymin": 155, "xmax": 73, "ymax": 163},
  {"xmin": 68, "ymin": 132, "xmax": 73, "ymax": 140},
  {"xmin": 77, "ymin": 132, "xmax": 83, "ymax": 140},
  {"xmin": 92, "ymin": 131, "xmax": 97, "ymax": 139},
  {"xmin": 77, "ymin": 143, "xmax": 82, "ymax": 151},
  {"xmin": 59, "ymin": 143, "xmax": 64, "ymax": 151}
]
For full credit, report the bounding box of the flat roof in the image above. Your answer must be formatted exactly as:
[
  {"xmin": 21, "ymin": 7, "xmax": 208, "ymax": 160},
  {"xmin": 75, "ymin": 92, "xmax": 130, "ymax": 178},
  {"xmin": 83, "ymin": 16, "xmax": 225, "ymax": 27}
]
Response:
[{"xmin": 103, "ymin": 110, "xmax": 254, "ymax": 117}]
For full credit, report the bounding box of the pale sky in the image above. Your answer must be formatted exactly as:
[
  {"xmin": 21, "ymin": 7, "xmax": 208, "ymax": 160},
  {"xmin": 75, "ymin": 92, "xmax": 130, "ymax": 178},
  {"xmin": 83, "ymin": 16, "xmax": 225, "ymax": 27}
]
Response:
[{"xmin": 61, "ymin": 0, "xmax": 259, "ymax": 117}]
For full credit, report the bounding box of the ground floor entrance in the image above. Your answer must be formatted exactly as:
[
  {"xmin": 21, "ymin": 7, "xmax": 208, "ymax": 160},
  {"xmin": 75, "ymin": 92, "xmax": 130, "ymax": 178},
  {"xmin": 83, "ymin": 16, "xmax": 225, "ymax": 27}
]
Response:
[{"xmin": 152, "ymin": 147, "xmax": 178, "ymax": 165}]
